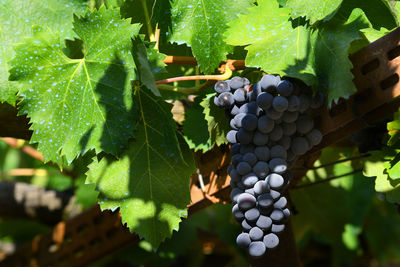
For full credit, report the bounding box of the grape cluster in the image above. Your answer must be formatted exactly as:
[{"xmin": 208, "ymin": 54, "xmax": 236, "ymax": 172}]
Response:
[{"xmin": 213, "ymin": 75, "xmax": 323, "ymax": 257}]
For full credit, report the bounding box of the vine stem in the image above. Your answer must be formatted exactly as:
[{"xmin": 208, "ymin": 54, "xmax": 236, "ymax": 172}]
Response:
[
  {"xmin": 140, "ymin": 0, "xmax": 154, "ymax": 41},
  {"xmin": 157, "ymin": 80, "xmax": 215, "ymax": 94},
  {"xmin": 155, "ymin": 64, "xmax": 233, "ymax": 85}
]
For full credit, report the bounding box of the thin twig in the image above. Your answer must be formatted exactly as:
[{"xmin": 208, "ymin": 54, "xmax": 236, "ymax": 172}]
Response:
[
  {"xmin": 291, "ymin": 154, "xmax": 371, "ymax": 171},
  {"xmin": 291, "ymin": 169, "xmax": 363, "ymax": 190},
  {"xmin": 155, "ymin": 64, "xmax": 232, "ymax": 85}
]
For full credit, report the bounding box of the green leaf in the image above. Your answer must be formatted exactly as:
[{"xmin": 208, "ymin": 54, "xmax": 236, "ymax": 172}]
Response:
[
  {"xmin": 9, "ymin": 8, "xmax": 141, "ymax": 164},
  {"xmin": 0, "ymin": 0, "xmax": 88, "ymax": 105},
  {"xmin": 169, "ymin": 0, "xmax": 253, "ymax": 74},
  {"xmin": 360, "ymin": 27, "xmax": 391, "ymax": 42},
  {"xmin": 182, "ymin": 95, "xmax": 212, "ymax": 152},
  {"xmin": 86, "ymin": 87, "xmax": 196, "ymax": 247},
  {"xmin": 131, "ymin": 37, "xmax": 161, "ymax": 96},
  {"xmin": 313, "ymin": 8, "xmax": 371, "ymax": 104},
  {"xmin": 284, "ymin": 0, "xmax": 343, "ymax": 24},
  {"xmin": 200, "ymin": 93, "xmax": 230, "ymax": 147},
  {"xmin": 225, "ymin": 3, "xmax": 371, "ymax": 105},
  {"xmin": 224, "ymin": 0, "xmax": 316, "ymax": 85}
]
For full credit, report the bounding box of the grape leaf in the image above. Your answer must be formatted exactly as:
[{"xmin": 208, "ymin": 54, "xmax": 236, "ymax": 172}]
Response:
[
  {"xmin": 0, "ymin": 0, "xmax": 88, "ymax": 106},
  {"xmin": 182, "ymin": 96, "xmax": 212, "ymax": 152},
  {"xmin": 131, "ymin": 37, "xmax": 161, "ymax": 96},
  {"xmin": 224, "ymin": 0, "xmax": 316, "ymax": 86},
  {"xmin": 200, "ymin": 93, "xmax": 230, "ymax": 147},
  {"xmin": 226, "ymin": 4, "xmax": 371, "ymax": 105},
  {"xmin": 169, "ymin": 0, "xmax": 253, "ymax": 74},
  {"xmin": 360, "ymin": 27, "xmax": 391, "ymax": 42},
  {"xmin": 312, "ymin": 8, "xmax": 371, "ymax": 104},
  {"xmin": 86, "ymin": 87, "xmax": 195, "ymax": 247},
  {"xmin": 284, "ymin": 0, "xmax": 343, "ymax": 24},
  {"xmin": 9, "ymin": 7, "xmax": 141, "ymax": 164}
]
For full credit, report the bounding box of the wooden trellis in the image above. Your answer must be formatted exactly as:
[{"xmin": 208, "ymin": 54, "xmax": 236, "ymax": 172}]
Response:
[{"xmin": 1, "ymin": 27, "xmax": 400, "ymax": 267}]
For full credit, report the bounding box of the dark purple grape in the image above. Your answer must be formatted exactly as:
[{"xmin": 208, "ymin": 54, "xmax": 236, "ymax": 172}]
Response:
[
  {"xmin": 245, "ymin": 208, "xmax": 261, "ymax": 222},
  {"xmin": 226, "ymin": 130, "xmax": 237, "ymax": 143},
  {"xmin": 214, "ymin": 80, "xmax": 231, "ymax": 93},
  {"xmin": 249, "ymin": 241, "xmax": 266, "ymax": 257},
  {"xmin": 249, "ymin": 227, "xmax": 264, "ymax": 241},
  {"xmin": 254, "ymin": 146, "xmax": 270, "ymax": 161},
  {"xmin": 256, "ymin": 215, "xmax": 272, "ymax": 229},
  {"xmin": 256, "ymin": 92, "xmax": 273, "ymax": 110},
  {"xmin": 238, "ymin": 193, "xmax": 257, "ymax": 210},
  {"xmin": 237, "ymin": 232, "xmax": 251, "ymax": 248},
  {"xmin": 263, "ymin": 233, "xmax": 279, "ymax": 249},
  {"xmin": 237, "ymin": 128, "xmax": 254, "ymax": 144},
  {"xmin": 277, "ymin": 80, "xmax": 293, "ymax": 96}
]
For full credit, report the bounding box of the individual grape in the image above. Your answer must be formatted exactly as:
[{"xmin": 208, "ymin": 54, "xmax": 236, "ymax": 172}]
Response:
[
  {"xmin": 258, "ymin": 115, "xmax": 275, "ymax": 134},
  {"xmin": 231, "ymin": 105, "xmax": 240, "ymax": 116},
  {"xmin": 253, "ymin": 161, "xmax": 269, "ymax": 178},
  {"xmin": 299, "ymin": 94, "xmax": 311, "ymax": 112},
  {"xmin": 282, "ymin": 111, "xmax": 299, "ymax": 123},
  {"xmin": 243, "ymin": 77, "xmax": 250, "ymax": 85},
  {"xmin": 245, "ymin": 188, "xmax": 255, "ymax": 195},
  {"xmin": 248, "ymin": 241, "xmax": 266, "ymax": 257},
  {"xmin": 283, "ymin": 208, "xmax": 291, "ymax": 218},
  {"xmin": 227, "ymin": 164, "xmax": 234, "ymax": 175},
  {"xmin": 278, "ymin": 135, "xmax": 291, "ymax": 150},
  {"xmin": 239, "ymin": 101, "xmax": 258, "ymax": 114},
  {"xmin": 242, "ymin": 173, "xmax": 259, "ymax": 188},
  {"xmin": 242, "ymin": 219, "xmax": 253, "ymax": 232},
  {"xmin": 287, "ymin": 95, "xmax": 300, "ymax": 112},
  {"xmin": 237, "ymin": 232, "xmax": 251, "ymax": 248},
  {"xmin": 230, "ymin": 76, "xmax": 245, "ymax": 90},
  {"xmin": 263, "ymin": 233, "xmax": 279, "ymax": 249},
  {"xmin": 254, "ymin": 146, "xmax": 270, "ymax": 161},
  {"xmin": 232, "ymin": 204, "xmax": 245, "ymax": 222},
  {"xmin": 233, "ymin": 88, "xmax": 247, "ymax": 104},
  {"xmin": 231, "ymin": 154, "xmax": 243, "ymax": 166},
  {"xmin": 270, "ymin": 189, "xmax": 281, "ymax": 200},
  {"xmin": 230, "ymin": 119, "xmax": 238, "ymax": 130},
  {"xmin": 230, "ymin": 179, "xmax": 236, "ymax": 188},
  {"xmin": 249, "ymin": 82, "xmax": 262, "ymax": 101},
  {"xmin": 291, "ymin": 137, "xmax": 310, "ymax": 155},
  {"xmin": 260, "ymin": 74, "xmax": 280, "ymax": 92},
  {"xmin": 218, "ymin": 92, "xmax": 234, "ymax": 107},
  {"xmin": 306, "ymin": 129, "xmax": 323, "ymax": 146},
  {"xmin": 230, "ymin": 143, "xmax": 241, "ymax": 155},
  {"xmin": 256, "ymin": 215, "xmax": 272, "ymax": 229},
  {"xmin": 310, "ymin": 92, "xmax": 324, "ymax": 109},
  {"xmin": 281, "ymin": 122, "xmax": 296, "ymax": 136},
  {"xmin": 233, "ymin": 113, "xmax": 246, "ymax": 128},
  {"xmin": 237, "ymin": 128, "xmax": 254, "ymax": 144},
  {"xmin": 256, "ymin": 92, "xmax": 273, "ymax": 110},
  {"xmin": 245, "ymin": 208, "xmax": 261, "ymax": 222},
  {"xmin": 270, "ymin": 209, "xmax": 284, "ymax": 222},
  {"xmin": 249, "ymin": 227, "xmax": 264, "ymax": 241},
  {"xmin": 237, "ymin": 161, "xmax": 252, "ymax": 175},
  {"xmin": 267, "ymin": 173, "xmax": 285, "ymax": 189},
  {"xmin": 270, "ymin": 145, "xmax": 287, "ymax": 160},
  {"xmin": 257, "ymin": 193, "xmax": 274, "ymax": 208},
  {"xmin": 229, "ymin": 168, "xmax": 241, "ymax": 182},
  {"xmin": 254, "ymin": 180, "xmax": 270, "ymax": 195},
  {"xmin": 240, "ymin": 144, "xmax": 255, "ymax": 154},
  {"xmin": 296, "ymin": 114, "xmax": 314, "ymax": 134},
  {"xmin": 242, "ymin": 114, "xmax": 258, "ymax": 131},
  {"xmin": 237, "ymin": 182, "xmax": 246, "ymax": 190},
  {"xmin": 272, "ymin": 96, "xmax": 289, "ymax": 112},
  {"xmin": 267, "ymin": 109, "xmax": 283, "ymax": 120},
  {"xmin": 230, "ymin": 188, "xmax": 244, "ymax": 203},
  {"xmin": 226, "ymin": 130, "xmax": 237, "ymax": 144},
  {"xmin": 253, "ymin": 131, "xmax": 269, "ymax": 146},
  {"xmin": 269, "ymin": 158, "xmax": 287, "ymax": 174},
  {"xmin": 269, "ymin": 125, "xmax": 283, "ymax": 142},
  {"xmin": 214, "ymin": 95, "xmax": 221, "ymax": 107},
  {"xmin": 214, "ymin": 80, "xmax": 231, "ymax": 93},
  {"xmin": 274, "ymin": 197, "xmax": 287, "ymax": 209},
  {"xmin": 243, "ymin": 153, "xmax": 258, "ymax": 166},
  {"xmin": 271, "ymin": 224, "xmax": 285, "ymax": 234},
  {"xmin": 238, "ymin": 193, "xmax": 257, "ymax": 210},
  {"xmin": 277, "ymin": 80, "xmax": 293, "ymax": 96}
]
